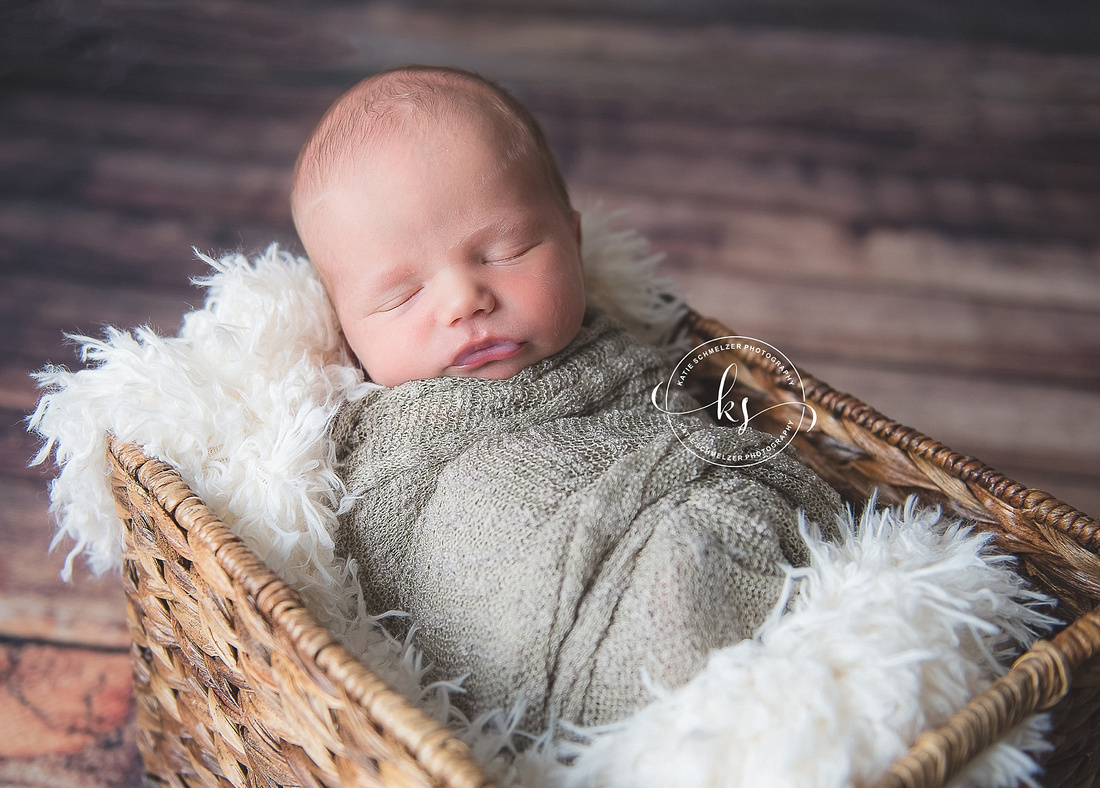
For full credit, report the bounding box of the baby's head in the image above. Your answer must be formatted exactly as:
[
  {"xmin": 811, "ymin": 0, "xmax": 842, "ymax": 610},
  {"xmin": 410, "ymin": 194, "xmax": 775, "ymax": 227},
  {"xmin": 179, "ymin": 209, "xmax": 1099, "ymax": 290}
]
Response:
[{"xmin": 292, "ymin": 65, "xmax": 586, "ymax": 387}]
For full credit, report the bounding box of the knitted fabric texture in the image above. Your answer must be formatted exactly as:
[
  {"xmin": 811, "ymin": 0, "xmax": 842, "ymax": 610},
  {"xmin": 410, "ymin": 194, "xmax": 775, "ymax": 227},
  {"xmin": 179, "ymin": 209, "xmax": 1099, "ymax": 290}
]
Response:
[{"xmin": 331, "ymin": 309, "xmax": 843, "ymax": 731}]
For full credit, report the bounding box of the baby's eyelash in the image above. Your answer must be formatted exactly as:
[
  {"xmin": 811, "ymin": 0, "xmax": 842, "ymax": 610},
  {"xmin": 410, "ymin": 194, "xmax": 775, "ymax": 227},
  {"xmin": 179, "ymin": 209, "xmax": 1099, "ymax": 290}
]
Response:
[
  {"xmin": 487, "ymin": 243, "xmax": 538, "ymax": 264},
  {"xmin": 377, "ymin": 288, "xmax": 421, "ymax": 312}
]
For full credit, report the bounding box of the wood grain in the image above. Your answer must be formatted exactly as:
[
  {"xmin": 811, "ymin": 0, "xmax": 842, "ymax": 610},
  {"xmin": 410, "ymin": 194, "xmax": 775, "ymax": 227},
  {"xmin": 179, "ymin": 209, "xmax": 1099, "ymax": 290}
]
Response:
[{"xmin": 0, "ymin": 641, "xmax": 139, "ymax": 788}]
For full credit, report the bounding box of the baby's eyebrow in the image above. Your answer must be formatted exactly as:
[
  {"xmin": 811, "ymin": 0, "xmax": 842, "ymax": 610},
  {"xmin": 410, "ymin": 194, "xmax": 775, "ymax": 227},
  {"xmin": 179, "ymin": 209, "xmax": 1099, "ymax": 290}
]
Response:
[{"xmin": 457, "ymin": 213, "xmax": 537, "ymax": 249}]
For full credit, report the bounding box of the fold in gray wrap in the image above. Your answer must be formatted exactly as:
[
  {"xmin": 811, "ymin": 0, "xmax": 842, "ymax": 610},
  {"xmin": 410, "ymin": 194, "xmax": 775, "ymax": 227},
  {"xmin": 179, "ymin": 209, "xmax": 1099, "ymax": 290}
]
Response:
[{"xmin": 332, "ymin": 309, "xmax": 842, "ymax": 730}]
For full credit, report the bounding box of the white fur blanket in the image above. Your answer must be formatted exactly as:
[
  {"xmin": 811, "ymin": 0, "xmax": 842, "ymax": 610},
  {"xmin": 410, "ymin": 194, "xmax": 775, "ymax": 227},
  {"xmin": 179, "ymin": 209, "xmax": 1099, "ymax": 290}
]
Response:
[{"xmin": 28, "ymin": 210, "xmax": 1055, "ymax": 787}]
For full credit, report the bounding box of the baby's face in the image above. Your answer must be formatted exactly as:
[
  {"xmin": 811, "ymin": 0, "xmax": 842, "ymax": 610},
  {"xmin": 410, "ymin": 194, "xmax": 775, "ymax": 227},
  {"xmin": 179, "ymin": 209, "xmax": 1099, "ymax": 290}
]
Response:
[{"xmin": 307, "ymin": 121, "xmax": 585, "ymax": 387}]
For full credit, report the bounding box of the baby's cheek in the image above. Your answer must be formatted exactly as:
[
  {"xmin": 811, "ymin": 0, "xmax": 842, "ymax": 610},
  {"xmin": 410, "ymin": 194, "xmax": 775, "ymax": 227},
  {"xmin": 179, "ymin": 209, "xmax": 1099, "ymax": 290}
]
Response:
[
  {"xmin": 340, "ymin": 333, "xmax": 363, "ymax": 368},
  {"xmin": 342, "ymin": 328, "xmax": 371, "ymax": 369},
  {"xmin": 545, "ymin": 277, "xmax": 586, "ymax": 344},
  {"xmin": 510, "ymin": 273, "xmax": 547, "ymax": 304},
  {"xmin": 361, "ymin": 317, "xmax": 445, "ymax": 386},
  {"xmin": 344, "ymin": 325, "xmax": 391, "ymax": 383}
]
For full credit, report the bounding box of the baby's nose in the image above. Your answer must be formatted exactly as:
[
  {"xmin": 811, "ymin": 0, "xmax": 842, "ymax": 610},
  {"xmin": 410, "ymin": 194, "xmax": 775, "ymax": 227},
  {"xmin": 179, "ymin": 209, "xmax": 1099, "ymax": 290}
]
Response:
[{"xmin": 439, "ymin": 269, "xmax": 495, "ymax": 324}]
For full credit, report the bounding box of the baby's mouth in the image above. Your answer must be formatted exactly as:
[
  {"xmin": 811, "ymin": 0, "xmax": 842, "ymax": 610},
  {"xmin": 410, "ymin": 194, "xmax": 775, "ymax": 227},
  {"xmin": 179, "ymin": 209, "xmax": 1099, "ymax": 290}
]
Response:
[{"xmin": 451, "ymin": 339, "xmax": 525, "ymax": 370}]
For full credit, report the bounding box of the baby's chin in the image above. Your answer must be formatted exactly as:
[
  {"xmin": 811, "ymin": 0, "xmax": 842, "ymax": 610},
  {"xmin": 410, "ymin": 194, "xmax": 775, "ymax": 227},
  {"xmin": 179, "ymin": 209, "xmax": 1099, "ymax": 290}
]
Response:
[
  {"xmin": 363, "ymin": 358, "xmax": 533, "ymax": 387},
  {"xmin": 444, "ymin": 356, "xmax": 537, "ymax": 382}
]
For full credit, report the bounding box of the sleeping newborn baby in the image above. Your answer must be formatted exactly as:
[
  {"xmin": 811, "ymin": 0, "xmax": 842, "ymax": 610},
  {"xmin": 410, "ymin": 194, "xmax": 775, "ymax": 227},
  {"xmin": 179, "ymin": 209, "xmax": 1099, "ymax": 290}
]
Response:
[{"xmin": 291, "ymin": 64, "xmax": 842, "ymax": 731}]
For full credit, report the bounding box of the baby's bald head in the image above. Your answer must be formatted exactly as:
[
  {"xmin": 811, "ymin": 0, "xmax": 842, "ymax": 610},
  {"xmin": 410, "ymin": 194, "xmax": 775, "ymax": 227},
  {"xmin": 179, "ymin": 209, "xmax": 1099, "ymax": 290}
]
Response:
[{"xmin": 291, "ymin": 65, "xmax": 572, "ymax": 267}]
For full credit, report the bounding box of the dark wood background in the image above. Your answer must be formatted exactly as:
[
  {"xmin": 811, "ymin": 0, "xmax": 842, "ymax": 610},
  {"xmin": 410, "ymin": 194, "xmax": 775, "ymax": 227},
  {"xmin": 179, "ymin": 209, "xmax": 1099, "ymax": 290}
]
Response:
[{"xmin": 2, "ymin": 2, "xmax": 1098, "ymax": 784}]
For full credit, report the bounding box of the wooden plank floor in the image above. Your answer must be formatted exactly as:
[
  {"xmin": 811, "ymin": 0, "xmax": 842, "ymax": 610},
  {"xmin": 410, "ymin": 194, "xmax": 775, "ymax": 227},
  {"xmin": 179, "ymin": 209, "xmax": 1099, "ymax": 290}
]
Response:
[{"xmin": 2, "ymin": 2, "xmax": 1098, "ymax": 784}]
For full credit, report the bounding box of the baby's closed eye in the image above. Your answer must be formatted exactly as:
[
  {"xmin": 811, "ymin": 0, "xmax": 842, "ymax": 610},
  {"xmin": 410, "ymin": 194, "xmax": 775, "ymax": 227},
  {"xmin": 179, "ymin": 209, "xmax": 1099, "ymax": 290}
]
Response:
[
  {"xmin": 376, "ymin": 287, "xmax": 422, "ymax": 312},
  {"xmin": 485, "ymin": 240, "xmax": 540, "ymax": 265}
]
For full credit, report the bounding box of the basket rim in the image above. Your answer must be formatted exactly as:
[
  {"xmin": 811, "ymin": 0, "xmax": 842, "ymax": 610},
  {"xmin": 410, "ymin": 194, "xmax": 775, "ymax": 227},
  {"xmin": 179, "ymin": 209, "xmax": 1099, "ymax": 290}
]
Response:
[{"xmin": 684, "ymin": 309, "xmax": 1099, "ymax": 550}]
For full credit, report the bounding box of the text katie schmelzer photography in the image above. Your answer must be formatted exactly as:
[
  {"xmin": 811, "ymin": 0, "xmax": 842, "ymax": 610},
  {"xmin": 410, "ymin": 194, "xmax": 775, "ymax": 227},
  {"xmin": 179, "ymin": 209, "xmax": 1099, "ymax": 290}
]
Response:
[{"xmin": 651, "ymin": 337, "xmax": 817, "ymax": 468}]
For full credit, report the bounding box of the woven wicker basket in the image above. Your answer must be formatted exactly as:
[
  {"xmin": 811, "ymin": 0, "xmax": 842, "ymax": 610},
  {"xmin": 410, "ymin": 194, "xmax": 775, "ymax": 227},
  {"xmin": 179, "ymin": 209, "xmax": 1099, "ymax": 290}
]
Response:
[{"xmin": 107, "ymin": 309, "xmax": 1100, "ymax": 788}]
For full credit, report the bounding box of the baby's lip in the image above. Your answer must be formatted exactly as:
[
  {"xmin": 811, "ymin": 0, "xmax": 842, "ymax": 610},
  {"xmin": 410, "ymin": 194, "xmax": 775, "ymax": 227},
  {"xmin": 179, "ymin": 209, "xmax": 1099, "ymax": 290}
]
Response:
[{"xmin": 451, "ymin": 338, "xmax": 525, "ymax": 370}]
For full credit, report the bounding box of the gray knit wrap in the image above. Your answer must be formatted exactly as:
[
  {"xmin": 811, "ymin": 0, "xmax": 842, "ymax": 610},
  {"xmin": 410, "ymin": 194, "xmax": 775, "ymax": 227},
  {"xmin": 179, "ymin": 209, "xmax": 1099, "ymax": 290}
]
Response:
[{"xmin": 331, "ymin": 310, "xmax": 842, "ymax": 730}]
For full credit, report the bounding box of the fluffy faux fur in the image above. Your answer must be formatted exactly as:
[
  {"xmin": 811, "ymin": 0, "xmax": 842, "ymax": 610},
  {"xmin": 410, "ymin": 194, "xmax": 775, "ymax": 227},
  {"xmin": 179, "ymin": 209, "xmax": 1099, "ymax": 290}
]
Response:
[
  {"xmin": 28, "ymin": 208, "xmax": 1055, "ymax": 787},
  {"xmin": 549, "ymin": 499, "xmax": 1054, "ymax": 788}
]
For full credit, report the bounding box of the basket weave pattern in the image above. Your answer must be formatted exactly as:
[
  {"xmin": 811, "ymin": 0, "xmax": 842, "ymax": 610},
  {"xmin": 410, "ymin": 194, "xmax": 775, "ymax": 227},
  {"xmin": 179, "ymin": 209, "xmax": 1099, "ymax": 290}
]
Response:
[
  {"xmin": 106, "ymin": 311, "xmax": 1100, "ymax": 788},
  {"xmin": 109, "ymin": 441, "xmax": 493, "ymax": 788}
]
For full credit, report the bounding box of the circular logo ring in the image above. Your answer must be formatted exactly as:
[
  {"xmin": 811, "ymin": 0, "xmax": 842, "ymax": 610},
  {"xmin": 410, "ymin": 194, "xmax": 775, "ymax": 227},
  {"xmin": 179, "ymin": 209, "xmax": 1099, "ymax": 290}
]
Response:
[{"xmin": 650, "ymin": 336, "xmax": 817, "ymax": 468}]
